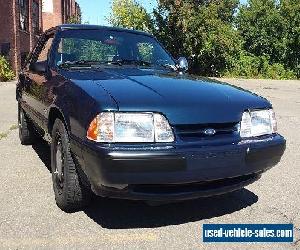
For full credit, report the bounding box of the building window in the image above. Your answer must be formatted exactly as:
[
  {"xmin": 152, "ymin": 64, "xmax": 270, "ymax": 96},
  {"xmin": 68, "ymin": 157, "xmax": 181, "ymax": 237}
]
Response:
[
  {"xmin": 0, "ymin": 43, "xmax": 11, "ymax": 57},
  {"xmin": 65, "ymin": 0, "xmax": 70, "ymax": 22},
  {"xmin": 19, "ymin": 0, "xmax": 29, "ymax": 31},
  {"xmin": 32, "ymin": 1, "xmax": 40, "ymax": 34}
]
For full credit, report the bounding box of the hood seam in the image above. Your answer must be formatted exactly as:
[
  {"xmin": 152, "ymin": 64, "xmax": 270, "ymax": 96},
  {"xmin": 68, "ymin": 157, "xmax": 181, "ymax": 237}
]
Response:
[{"xmin": 94, "ymin": 81, "xmax": 120, "ymax": 110}]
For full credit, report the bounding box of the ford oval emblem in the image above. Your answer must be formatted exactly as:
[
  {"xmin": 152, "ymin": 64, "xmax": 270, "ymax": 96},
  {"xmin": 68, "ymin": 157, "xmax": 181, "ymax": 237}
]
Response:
[{"xmin": 203, "ymin": 128, "xmax": 216, "ymax": 136}]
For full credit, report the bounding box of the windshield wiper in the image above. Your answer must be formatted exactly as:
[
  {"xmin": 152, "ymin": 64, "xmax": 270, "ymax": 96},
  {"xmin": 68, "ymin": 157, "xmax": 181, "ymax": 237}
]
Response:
[
  {"xmin": 107, "ymin": 59, "xmax": 177, "ymax": 71},
  {"xmin": 108, "ymin": 59, "xmax": 153, "ymax": 67},
  {"xmin": 58, "ymin": 60, "xmax": 101, "ymax": 69}
]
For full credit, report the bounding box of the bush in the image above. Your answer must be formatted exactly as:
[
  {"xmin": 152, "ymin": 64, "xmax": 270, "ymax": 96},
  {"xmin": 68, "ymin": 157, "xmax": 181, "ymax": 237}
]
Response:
[
  {"xmin": 263, "ymin": 63, "xmax": 296, "ymax": 80},
  {"xmin": 0, "ymin": 56, "xmax": 15, "ymax": 82},
  {"xmin": 223, "ymin": 53, "xmax": 296, "ymax": 79}
]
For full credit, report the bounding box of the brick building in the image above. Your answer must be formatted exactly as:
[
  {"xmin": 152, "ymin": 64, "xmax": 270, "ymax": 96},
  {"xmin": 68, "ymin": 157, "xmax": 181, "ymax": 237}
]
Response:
[
  {"xmin": 0, "ymin": 0, "xmax": 80, "ymax": 73},
  {"xmin": 0, "ymin": 0, "xmax": 43, "ymax": 73},
  {"xmin": 42, "ymin": 0, "xmax": 81, "ymax": 31}
]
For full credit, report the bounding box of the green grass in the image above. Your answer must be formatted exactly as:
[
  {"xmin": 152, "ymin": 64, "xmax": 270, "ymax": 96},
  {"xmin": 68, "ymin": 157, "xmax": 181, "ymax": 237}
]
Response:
[
  {"xmin": 0, "ymin": 132, "xmax": 8, "ymax": 140},
  {"xmin": 0, "ymin": 124, "xmax": 18, "ymax": 140},
  {"xmin": 9, "ymin": 124, "xmax": 18, "ymax": 130}
]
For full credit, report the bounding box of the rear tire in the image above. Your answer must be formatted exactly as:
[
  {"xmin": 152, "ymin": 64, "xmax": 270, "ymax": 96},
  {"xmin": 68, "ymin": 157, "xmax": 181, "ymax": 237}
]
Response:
[
  {"xmin": 18, "ymin": 105, "xmax": 37, "ymax": 145},
  {"xmin": 51, "ymin": 119, "xmax": 92, "ymax": 212}
]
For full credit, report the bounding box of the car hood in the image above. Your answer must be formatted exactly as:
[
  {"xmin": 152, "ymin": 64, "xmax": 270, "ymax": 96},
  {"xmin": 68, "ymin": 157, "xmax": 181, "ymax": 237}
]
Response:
[{"xmin": 65, "ymin": 68, "xmax": 271, "ymax": 125}]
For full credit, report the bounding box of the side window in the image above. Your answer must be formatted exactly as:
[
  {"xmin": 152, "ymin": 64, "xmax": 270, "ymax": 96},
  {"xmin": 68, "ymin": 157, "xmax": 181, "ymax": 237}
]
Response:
[
  {"xmin": 137, "ymin": 42, "xmax": 154, "ymax": 63},
  {"xmin": 22, "ymin": 34, "xmax": 54, "ymax": 70},
  {"xmin": 37, "ymin": 37, "xmax": 53, "ymax": 62}
]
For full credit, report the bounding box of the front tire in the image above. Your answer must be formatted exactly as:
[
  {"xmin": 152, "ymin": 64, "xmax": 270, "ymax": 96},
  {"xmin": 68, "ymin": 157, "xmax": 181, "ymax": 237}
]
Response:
[
  {"xmin": 51, "ymin": 119, "xmax": 92, "ymax": 212},
  {"xmin": 18, "ymin": 105, "xmax": 37, "ymax": 145}
]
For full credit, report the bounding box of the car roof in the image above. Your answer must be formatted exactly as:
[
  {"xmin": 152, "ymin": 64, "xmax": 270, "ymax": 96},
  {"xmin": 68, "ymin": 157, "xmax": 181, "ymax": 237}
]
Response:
[{"xmin": 45, "ymin": 24, "xmax": 153, "ymax": 37}]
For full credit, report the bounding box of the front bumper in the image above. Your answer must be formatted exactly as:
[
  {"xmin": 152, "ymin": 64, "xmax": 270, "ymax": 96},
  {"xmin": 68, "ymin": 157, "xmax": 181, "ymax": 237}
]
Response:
[{"xmin": 77, "ymin": 134, "xmax": 285, "ymax": 201}]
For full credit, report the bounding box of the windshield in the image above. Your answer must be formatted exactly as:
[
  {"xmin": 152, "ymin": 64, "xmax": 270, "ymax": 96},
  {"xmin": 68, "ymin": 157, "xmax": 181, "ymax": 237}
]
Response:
[{"xmin": 54, "ymin": 29, "xmax": 176, "ymax": 70}]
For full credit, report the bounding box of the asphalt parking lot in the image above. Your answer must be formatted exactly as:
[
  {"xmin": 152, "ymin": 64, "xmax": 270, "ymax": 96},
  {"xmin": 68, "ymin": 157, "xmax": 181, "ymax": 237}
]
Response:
[{"xmin": 0, "ymin": 78, "xmax": 299, "ymax": 249}]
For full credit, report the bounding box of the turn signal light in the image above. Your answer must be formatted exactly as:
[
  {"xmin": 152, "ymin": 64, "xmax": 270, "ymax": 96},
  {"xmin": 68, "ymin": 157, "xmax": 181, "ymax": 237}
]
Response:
[{"xmin": 87, "ymin": 115, "xmax": 99, "ymax": 141}]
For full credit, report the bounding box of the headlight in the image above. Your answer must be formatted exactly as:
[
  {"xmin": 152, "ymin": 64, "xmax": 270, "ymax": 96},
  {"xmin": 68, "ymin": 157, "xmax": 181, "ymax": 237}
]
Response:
[
  {"xmin": 240, "ymin": 109, "xmax": 277, "ymax": 138},
  {"xmin": 87, "ymin": 112, "xmax": 174, "ymax": 143}
]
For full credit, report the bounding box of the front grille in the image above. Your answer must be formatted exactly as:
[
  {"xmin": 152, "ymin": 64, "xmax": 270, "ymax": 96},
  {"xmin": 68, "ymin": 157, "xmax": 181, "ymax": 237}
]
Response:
[
  {"xmin": 174, "ymin": 122, "xmax": 238, "ymax": 140},
  {"xmin": 131, "ymin": 174, "xmax": 259, "ymax": 194}
]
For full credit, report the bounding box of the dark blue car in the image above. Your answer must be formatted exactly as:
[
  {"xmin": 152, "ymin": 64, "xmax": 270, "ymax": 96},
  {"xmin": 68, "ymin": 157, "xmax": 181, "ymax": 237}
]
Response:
[{"xmin": 17, "ymin": 25, "xmax": 286, "ymax": 212}]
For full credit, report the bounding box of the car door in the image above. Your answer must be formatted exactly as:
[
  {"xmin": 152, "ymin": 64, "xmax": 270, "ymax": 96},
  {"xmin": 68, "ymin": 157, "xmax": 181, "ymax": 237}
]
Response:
[{"xmin": 20, "ymin": 33, "xmax": 54, "ymax": 130}]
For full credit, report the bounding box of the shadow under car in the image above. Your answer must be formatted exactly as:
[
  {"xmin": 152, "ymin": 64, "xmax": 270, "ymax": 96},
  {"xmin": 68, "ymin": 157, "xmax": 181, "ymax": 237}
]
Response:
[{"xmin": 32, "ymin": 140, "xmax": 258, "ymax": 229}]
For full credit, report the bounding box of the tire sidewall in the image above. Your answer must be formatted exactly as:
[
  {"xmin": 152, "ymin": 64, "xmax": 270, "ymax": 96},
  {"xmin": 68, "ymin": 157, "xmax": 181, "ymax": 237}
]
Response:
[
  {"xmin": 18, "ymin": 105, "xmax": 23, "ymax": 139},
  {"xmin": 51, "ymin": 119, "xmax": 92, "ymax": 211},
  {"xmin": 51, "ymin": 119, "xmax": 70, "ymax": 205},
  {"xmin": 18, "ymin": 104, "xmax": 35, "ymax": 144}
]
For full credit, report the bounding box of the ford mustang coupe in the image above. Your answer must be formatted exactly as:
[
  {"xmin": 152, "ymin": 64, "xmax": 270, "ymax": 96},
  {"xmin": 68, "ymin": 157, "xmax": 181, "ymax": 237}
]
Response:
[{"xmin": 16, "ymin": 25, "xmax": 286, "ymax": 211}]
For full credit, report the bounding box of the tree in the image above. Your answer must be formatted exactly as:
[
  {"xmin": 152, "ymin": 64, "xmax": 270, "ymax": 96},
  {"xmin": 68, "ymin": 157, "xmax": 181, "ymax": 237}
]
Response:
[
  {"xmin": 108, "ymin": 0, "xmax": 153, "ymax": 32},
  {"xmin": 107, "ymin": 0, "xmax": 299, "ymax": 79},
  {"xmin": 67, "ymin": 9, "xmax": 82, "ymax": 24},
  {"xmin": 280, "ymin": 0, "xmax": 300, "ymax": 77},
  {"xmin": 153, "ymin": 0, "xmax": 242, "ymax": 76},
  {"xmin": 237, "ymin": 0, "xmax": 286, "ymax": 63}
]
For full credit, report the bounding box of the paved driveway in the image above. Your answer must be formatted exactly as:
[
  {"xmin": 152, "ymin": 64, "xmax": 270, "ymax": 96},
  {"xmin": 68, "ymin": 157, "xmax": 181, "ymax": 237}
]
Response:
[{"xmin": 0, "ymin": 79, "xmax": 299, "ymax": 249}]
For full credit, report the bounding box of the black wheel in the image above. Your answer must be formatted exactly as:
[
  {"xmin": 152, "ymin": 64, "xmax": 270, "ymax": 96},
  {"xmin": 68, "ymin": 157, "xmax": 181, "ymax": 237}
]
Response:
[
  {"xmin": 18, "ymin": 104, "xmax": 37, "ymax": 145},
  {"xmin": 51, "ymin": 119, "xmax": 92, "ymax": 212}
]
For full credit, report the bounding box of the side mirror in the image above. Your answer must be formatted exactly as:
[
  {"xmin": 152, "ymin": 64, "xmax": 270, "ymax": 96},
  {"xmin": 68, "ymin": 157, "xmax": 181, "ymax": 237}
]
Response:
[
  {"xmin": 29, "ymin": 60, "xmax": 47, "ymax": 74},
  {"xmin": 177, "ymin": 57, "xmax": 189, "ymax": 72}
]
